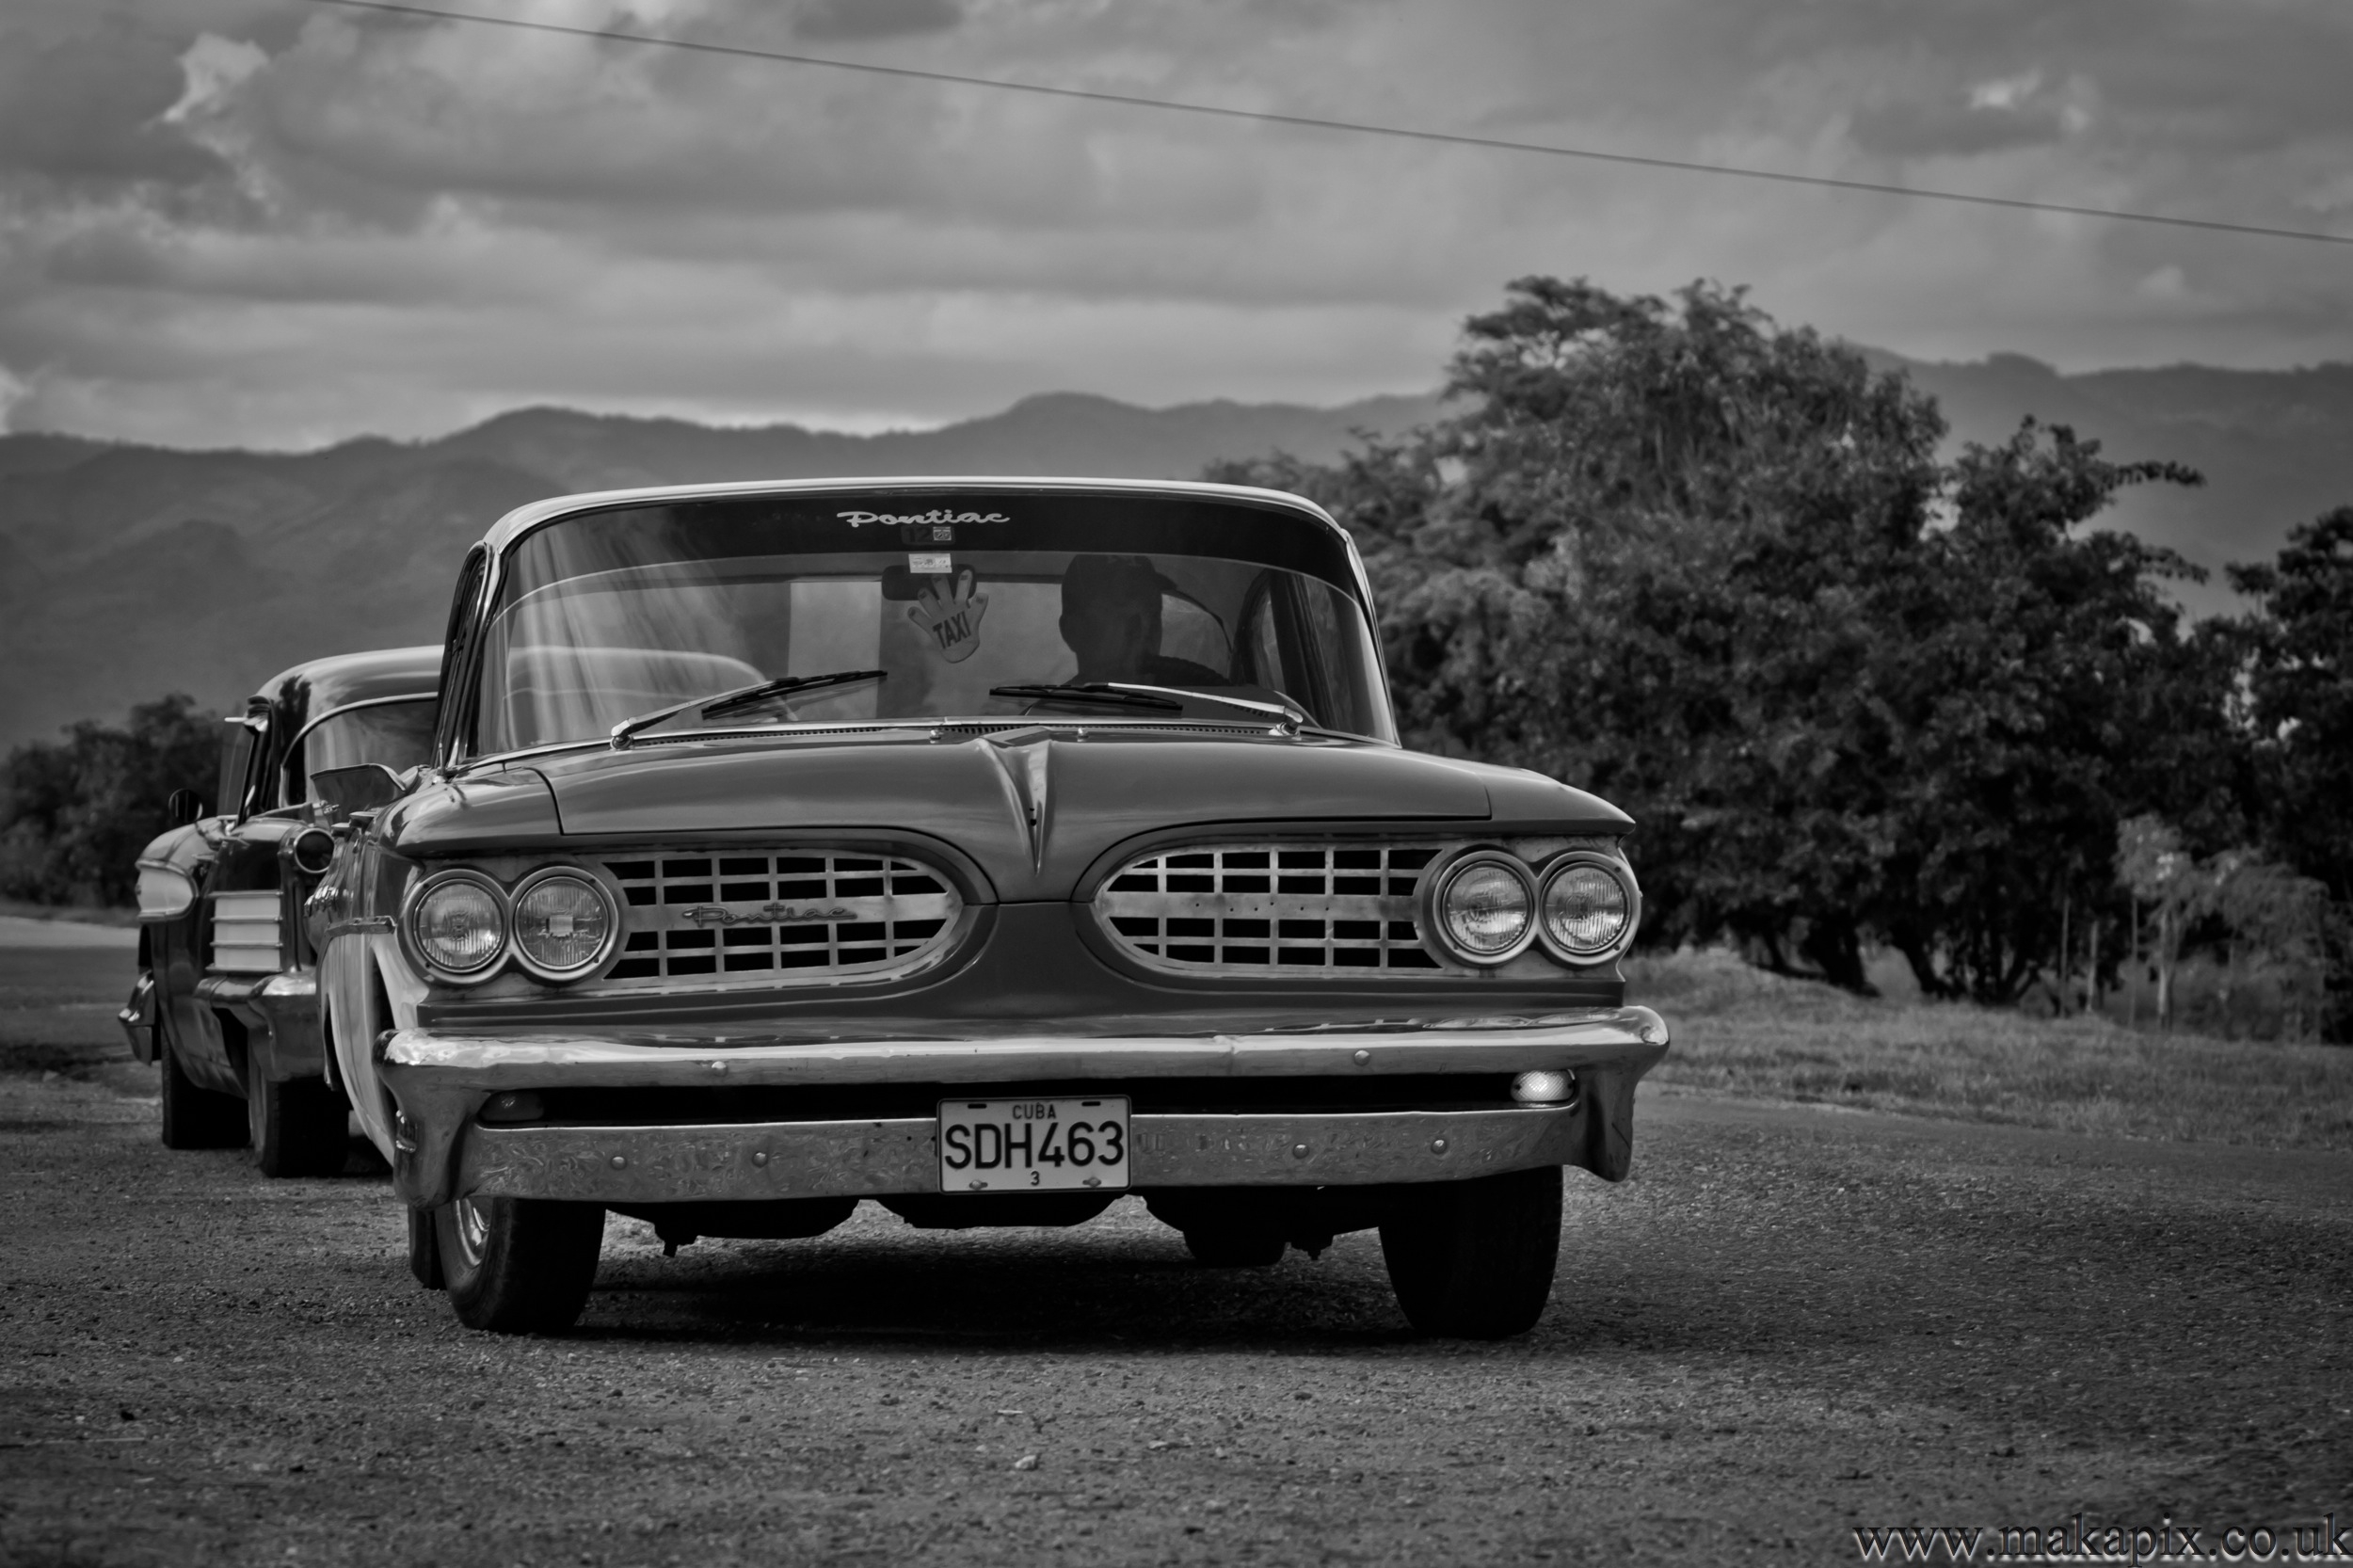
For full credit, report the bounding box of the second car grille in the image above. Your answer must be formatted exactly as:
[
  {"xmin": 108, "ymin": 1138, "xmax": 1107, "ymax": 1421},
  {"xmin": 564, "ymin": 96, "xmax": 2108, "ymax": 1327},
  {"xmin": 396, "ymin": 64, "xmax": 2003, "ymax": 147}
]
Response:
[
  {"xmin": 1095, "ymin": 843, "xmax": 1452, "ymax": 975},
  {"xmin": 600, "ymin": 851, "xmax": 962, "ymax": 987}
]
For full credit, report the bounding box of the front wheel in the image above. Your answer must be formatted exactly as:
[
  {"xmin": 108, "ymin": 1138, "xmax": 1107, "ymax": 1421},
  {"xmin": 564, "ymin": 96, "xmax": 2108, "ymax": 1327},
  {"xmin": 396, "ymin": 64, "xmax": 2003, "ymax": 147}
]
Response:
[
  {"xmin": 1379, "ymin": 1166, "xmax": 1563, "ymax": 1339},
  {"xmin": 433, "ymin": 1195, "xmax": 605, "ymax": 1334},
  {"xmin": 160, "ymin": 1044, "xmax": 246, "ymax": 1150},
  {"xmin": 247, "ymin": 1060, "xmax": 348, "ymax": 1177}
]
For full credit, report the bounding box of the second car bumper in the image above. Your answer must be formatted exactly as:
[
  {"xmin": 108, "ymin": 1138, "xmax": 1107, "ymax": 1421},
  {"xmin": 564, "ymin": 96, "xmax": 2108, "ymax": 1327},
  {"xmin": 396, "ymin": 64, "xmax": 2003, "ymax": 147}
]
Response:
[
  {"xmin": 194, "ymin": 971, "xmax": 323, "ymax": 1081},
  {"xmin": 380, "ymin": 1007, "xmax": 1670, "ymax": 1209}
]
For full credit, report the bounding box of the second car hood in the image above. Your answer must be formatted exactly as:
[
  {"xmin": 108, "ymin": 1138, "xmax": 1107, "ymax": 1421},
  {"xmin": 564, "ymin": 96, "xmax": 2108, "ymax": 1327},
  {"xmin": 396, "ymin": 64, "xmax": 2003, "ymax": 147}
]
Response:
[{"xmin": 521, "ymin": 730, "xmax": 1541, "ymax": 900}]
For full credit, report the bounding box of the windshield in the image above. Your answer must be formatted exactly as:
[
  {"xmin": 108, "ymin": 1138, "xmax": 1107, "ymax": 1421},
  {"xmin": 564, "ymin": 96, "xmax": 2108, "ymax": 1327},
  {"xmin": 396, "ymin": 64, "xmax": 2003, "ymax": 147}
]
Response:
[
  {"xmin": 288, "ymin": 698, "xmax": 440, "ymax": 805},
  {"xmin": 469, "ymin": 491, "xmax": 1394, "ymax": 752}
]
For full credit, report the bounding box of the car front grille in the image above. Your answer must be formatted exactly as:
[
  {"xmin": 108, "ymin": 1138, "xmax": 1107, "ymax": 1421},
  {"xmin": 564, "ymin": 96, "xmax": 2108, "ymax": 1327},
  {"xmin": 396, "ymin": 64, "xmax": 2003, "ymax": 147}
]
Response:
[
  {"xmin": 1094, "ymin": 842, "xmax": 1460, "ymax": 976},
  {"xmin": 600, "ymin": 850, "xmax": 962, "ymax": 988},
  {"xmin": 211, "ymin": 890, "xmax": 283, "ymax": 975}
]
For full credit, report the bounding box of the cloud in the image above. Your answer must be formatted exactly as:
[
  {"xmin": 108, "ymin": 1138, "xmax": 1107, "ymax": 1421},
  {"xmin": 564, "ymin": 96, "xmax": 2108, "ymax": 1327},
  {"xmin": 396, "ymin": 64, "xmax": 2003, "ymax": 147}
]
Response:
[
  {"xmin": 0, "ymin": 7, "xmax": 229, "ymax": 190},
  {"xmin": 793, "ymin": 0, "xmax": 961, "ymax": 43},
  {"xmin": 2, "ymin": 0, "xmax": 2351, "ymax": 449}
]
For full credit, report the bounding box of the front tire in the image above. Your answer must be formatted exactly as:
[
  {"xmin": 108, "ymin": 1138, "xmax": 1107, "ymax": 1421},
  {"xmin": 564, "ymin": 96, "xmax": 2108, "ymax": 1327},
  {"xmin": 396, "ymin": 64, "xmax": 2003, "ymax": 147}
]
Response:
[
  {"xmin": 1380, "ymin": 1166, "xmax": 1563, "ymax": 1339},
  {"xmin": 247, "ymin": 1061, "xmax": 348, "ymax": 1177},
  {"xmin": 433, "ymin": 1195, "xmax": 604, "ymax": 1334},
  {"xmin": 160, "ymin": 1044, "xmax": 246, "ymax": 1150}
]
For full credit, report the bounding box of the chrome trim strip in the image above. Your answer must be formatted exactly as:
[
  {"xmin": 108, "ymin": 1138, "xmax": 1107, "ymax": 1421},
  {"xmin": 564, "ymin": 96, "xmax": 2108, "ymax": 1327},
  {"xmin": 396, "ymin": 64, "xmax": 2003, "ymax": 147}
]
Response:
[
  {"xmin": 382, "ymin": 1008, "xmax": 1667, "ymax": 1083},
  {"xmin": 455, "ymin": 716, "xmax": 1305, "ymax": 774},
  {"xmin": 455, "ymin": 1106, "xmax": 1586, "ymax": 1204},
  {"xmin": 282, "ymin": 692, "xmax": 439, "ymax": 756}
]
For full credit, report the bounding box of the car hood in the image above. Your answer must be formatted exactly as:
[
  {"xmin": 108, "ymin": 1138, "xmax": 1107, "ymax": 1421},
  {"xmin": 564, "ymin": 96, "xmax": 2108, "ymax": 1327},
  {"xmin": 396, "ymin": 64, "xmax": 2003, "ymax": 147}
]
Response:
[{"xmin": 477, "ymin": 730, "xmax": 1627, "ymax": 901}]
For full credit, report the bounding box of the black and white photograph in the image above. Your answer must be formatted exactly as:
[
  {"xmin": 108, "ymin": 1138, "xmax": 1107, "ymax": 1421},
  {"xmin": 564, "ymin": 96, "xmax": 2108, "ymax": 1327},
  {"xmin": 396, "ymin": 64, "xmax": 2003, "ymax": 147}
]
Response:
[{"xmin": 2, "ymin": 1, "xmax": 2348, "ymax": 1563}]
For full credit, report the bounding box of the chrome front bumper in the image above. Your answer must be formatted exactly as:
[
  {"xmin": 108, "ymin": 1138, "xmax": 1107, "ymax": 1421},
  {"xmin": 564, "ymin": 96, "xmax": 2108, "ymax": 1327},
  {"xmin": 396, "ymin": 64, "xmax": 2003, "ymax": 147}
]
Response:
[
  {"xmin": 380, "ymin": 1007, "xmax": 1670, "ymax": 1209},
  {"xmin": 194, "ymin": 971, "xmax": 323, "ymax": 1081}
]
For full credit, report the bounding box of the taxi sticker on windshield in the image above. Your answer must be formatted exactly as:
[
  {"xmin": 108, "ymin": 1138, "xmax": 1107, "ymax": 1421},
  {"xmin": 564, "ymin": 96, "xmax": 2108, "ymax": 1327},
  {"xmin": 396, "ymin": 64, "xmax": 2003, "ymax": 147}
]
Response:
[{"xmin": 907, "ymin": 567, "xmax": 988, "ymax": 664}]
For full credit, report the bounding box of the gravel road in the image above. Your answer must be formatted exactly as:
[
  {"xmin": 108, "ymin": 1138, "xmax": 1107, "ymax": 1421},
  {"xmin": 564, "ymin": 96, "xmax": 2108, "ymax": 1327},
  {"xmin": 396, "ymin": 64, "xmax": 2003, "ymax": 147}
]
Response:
[{"xmin": 4, "ymin": 930, "xmax": 2348, "ymax": 1566}]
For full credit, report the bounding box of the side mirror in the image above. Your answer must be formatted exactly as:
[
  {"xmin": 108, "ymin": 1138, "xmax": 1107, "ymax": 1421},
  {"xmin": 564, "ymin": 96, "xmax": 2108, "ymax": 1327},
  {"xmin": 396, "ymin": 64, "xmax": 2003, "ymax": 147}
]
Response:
[
  {"xmin": 310, "ymin": 763, "xmax": 407, "ymax": 815},
  {"xmin": 166, "ymin": 788, "xmax": 206, "ymax": 826}
]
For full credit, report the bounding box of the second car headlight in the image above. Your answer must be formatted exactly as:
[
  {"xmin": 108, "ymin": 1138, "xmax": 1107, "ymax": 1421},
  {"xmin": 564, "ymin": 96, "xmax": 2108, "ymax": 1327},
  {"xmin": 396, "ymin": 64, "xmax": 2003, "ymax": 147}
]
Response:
[
  {"xmin": 410, "ymin": 873, "xmax": 506, "ymax": 977},
  {"xmin": 1537, "ymin": 854, "xmax": 1639, "ymax": 963},
  {"xmin": 511, "ymin": 870, "xmax": 616, "ymax": 979},
  {"xmin": 1429, "ymin": 852, "xmax": 1537, "ymax": 965}
]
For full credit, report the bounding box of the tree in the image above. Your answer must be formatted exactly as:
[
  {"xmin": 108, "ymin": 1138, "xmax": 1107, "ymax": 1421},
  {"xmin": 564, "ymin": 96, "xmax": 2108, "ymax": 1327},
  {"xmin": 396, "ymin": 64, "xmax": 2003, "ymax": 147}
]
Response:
[
  {"xmin": 2228, "ymin": 505, "xmax": 2353, "ymax": 1037},
  {"xmin": 0, "ymin": 694, "xmax": 221, "ymax": 906},
  {"xmin": 1224, "ymin": 278, "xmax": 1949, "ymax": 989},
  {"xmin": 1867, "ymin": 422, "xmax": 2232, "ymax": 1002},
  {"xmin": 1217, "ymin": 277, "xmax": 2220, "ymax": 1001}
]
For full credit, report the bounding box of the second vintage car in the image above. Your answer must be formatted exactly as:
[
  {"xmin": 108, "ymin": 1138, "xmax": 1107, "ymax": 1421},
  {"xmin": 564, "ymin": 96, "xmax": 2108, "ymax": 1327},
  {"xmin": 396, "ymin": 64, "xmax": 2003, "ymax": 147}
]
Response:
[
  {"xmin": 310, "ymin": 478, "xmax": 1669, "ymax": 1336},
  {"xmin": 123, "ymin": 646, "xmax": 441, "ymax": 1175}
]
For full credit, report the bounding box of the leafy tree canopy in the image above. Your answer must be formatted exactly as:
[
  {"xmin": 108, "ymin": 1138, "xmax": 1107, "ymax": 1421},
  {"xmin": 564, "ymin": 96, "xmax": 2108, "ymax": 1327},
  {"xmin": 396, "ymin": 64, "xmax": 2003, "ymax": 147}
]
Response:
[
  {"xmin": 0, "ymin": 693, "xmax": 218, "ymax": 907},
  {"xmin": 1216, "ymin": 276, "xmax": 2231, "ymax": 1002}
]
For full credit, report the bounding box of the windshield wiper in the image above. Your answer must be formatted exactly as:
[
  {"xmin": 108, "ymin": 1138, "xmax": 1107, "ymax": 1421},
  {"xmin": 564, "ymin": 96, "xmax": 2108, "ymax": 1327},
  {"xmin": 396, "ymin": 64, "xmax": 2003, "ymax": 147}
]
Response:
[
  {"xmin": 987, "ymin": 682, "xmax": 1182, "ymax": 712},
  {"xmin": 610, "ymin": 669, "xmax": 888, "ymax": 749},
  {"xmin": 1098, "ymin": 682, "xmax": 1309, "ymax": 728}
]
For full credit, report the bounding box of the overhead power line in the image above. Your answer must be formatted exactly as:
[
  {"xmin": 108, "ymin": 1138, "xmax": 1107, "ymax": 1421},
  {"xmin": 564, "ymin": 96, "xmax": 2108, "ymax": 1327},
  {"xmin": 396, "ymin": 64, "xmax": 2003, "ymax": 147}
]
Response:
[{"xmin": 308, "ymin": 0, "xmax": 2352, "ymax": 248}]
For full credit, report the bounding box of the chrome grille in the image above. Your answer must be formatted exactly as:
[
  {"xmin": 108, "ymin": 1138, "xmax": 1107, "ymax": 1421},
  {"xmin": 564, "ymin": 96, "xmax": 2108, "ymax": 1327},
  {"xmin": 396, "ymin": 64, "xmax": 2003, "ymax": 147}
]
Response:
[
  {"xmin": 1095, "ymin": 843, "xmax": 1451, "ymax": 975},
  {"xmin": 211, "ymin": 890, "xmax": 282, "ymax": 975},
  {"xmin": 600, "ymin": 851, "xmax": 961, "ymax": 987}
]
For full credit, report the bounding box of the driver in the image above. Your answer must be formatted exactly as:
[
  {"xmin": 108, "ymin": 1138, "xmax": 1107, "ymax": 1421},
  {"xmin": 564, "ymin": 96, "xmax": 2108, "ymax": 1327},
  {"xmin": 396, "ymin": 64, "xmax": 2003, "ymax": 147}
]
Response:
[{"xmin": 1059, "ymin": 553, "xmax": 1226, "ymax": 687}]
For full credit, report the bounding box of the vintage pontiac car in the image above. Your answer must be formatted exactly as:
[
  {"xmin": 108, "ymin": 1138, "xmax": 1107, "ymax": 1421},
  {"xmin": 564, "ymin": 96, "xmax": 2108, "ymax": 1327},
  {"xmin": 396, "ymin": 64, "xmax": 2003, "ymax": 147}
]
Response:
[
  {"xmin": 310, "ymin": 479, "xmax": 1668, "ymax": 1336},
  {"xmin": 122, "ymin": 647, "xmax": 441, "ymax": 1175}
]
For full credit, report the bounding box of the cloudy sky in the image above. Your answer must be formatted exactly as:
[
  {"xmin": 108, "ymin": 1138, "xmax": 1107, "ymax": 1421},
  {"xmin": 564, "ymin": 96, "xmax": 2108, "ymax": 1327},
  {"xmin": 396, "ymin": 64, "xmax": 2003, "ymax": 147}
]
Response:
[{"xmin": 3, "ymin": 0, "xmax": 2349, "ymax": 449}]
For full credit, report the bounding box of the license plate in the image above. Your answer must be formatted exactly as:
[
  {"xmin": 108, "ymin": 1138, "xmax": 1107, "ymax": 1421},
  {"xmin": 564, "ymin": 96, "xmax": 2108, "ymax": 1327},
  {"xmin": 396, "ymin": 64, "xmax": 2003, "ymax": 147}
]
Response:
[{"xmin": 936, "ymin": 1096, "xmax": 1129, "ymax": 1193}]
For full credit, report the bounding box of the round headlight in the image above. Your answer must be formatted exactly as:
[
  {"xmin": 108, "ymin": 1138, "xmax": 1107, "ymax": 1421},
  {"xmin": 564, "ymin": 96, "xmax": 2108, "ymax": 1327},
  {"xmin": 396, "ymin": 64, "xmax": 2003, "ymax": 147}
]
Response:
[
  {"xmin": 1538, "ymin": 856, "xmax": 1637, "ymax": 962},
  {"xmin": 1432, "ymin": 854, "xmax": 1535, "ymax": 965},
  {"xmin": 410, "ymin": 875, "xmax": 505, "ymax": 977},
  {"xmin": 511, "ymin": 872, "xmax": 615, "ymax": 979}
]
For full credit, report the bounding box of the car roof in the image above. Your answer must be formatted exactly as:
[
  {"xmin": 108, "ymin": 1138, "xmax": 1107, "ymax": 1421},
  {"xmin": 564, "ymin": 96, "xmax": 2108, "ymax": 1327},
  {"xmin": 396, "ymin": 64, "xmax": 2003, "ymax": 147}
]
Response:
[
  {"xmin": 475, "ymin": 476, "xmax": 1353, "ymax": 556},
  {"xmin": 254, "ymin": 645, "xmax": 443, "ymax": 714}
]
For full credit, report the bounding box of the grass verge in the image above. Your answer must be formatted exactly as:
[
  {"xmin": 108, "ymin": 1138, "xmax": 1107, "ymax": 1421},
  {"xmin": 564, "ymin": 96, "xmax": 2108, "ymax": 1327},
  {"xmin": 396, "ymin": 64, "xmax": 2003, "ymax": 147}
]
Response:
[{"xmin": 1627, "ymin": 949, "xmax": 2353, "ymax": 1150}]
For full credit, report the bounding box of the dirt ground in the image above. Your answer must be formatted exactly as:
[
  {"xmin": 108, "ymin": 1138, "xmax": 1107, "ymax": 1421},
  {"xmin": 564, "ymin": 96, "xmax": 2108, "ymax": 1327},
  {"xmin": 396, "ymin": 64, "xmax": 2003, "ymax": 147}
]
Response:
[{"xmin": 4, "ymin": 928, "xmax": 2349, "ymax": 1566}]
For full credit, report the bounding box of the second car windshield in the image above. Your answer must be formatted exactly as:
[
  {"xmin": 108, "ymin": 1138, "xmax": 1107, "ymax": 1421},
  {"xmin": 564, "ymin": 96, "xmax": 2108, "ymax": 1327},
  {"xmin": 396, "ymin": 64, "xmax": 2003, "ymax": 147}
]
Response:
[{"xmin": 469, "ymin": 492, "xmax": 1394, "ymax": 754}]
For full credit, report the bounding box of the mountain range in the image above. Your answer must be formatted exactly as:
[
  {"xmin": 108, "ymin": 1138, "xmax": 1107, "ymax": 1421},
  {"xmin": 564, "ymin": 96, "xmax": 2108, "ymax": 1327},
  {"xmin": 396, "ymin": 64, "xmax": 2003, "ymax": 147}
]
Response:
[{"xmin": 2, "ymin": 359, "xmax": 2346, "ymax": 750}]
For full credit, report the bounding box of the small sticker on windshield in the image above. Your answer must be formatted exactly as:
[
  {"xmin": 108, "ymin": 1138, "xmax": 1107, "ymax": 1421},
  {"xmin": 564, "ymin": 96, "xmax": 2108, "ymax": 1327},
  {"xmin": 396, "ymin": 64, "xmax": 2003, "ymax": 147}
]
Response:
[{"xmin": 908, "ymin": 552, "xmax": 952, "ymax": 575}]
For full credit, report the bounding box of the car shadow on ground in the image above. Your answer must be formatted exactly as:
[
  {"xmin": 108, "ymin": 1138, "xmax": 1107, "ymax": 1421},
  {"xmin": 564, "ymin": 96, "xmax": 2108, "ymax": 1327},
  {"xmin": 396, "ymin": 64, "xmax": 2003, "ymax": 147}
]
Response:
[{"xmin": 569, "ymin": 1204, "xmax": 1443, "ymax": 1350}]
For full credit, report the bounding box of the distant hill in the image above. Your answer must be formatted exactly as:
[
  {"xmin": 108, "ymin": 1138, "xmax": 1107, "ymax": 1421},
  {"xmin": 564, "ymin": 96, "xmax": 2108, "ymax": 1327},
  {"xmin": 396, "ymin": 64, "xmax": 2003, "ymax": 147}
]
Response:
[
  {"xmin": 1865, "ymin": 351, "xmax": 2353, "ymax": 616},
  {"xmin": 1, "ymin": 364, "xmax": 2346, "ymax": 748},
  {"xmin": 0, "ymin": 391, "xmax": 1446, "ymax": 747}
]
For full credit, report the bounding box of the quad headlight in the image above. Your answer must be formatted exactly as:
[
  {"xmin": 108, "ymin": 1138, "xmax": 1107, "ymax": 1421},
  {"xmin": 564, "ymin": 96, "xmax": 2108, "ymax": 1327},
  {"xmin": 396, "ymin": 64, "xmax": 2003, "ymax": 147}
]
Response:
[
  {"xmin": 1535, "ymin": 853, "xmax": 1640, "ymax": 964},
  {"xmin": 401, "ymin": 864, "xmax": 618, "ymax": 984},
  {"xmin": 408, "ymin": 872, "xmax": 506, "ymax": 979},
  {"xmin": 1424, "ymin": 851, "xmax": 1538, "ymax": 966},
  {"xmin": 510, "ymin": 869, "xmax": 617, "ymax": 980},
  {"xmin": 1417, "ymin": 845, "xmax": 1640, "ymax": 968}
]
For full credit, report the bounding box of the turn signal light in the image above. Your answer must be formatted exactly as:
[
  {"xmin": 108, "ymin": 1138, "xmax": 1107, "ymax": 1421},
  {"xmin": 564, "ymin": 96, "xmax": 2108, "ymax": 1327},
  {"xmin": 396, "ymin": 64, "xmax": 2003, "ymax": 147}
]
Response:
[{"xmin": 1511, "ymin": 1070, "xmax": 1576, "ymax": 1105}]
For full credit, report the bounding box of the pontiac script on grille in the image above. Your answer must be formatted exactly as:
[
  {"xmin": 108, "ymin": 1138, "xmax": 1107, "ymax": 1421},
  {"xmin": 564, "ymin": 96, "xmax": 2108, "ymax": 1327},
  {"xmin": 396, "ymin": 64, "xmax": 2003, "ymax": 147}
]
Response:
[{"xmin": 681, "ymin": 903, "xmax": 856, "ymax": 928}]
